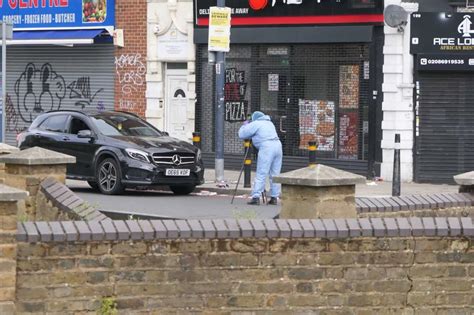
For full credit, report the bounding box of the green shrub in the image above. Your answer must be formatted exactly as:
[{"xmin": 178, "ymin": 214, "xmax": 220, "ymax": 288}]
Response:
[{"xmin": 98, "ymin": 296, "xmax": 118, "ymax": 315}]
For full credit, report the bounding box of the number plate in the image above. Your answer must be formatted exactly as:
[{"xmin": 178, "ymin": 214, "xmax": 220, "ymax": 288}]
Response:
[{"xmin": 165, "ymin": 169, "xmax": 190, "ymax": 176}]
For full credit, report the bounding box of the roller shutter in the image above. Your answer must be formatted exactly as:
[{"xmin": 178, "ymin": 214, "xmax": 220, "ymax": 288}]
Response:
[
  {"xmin": 196, "ymin": 43, "xmax": 371, "ymax": 175},
  {"xmin": 415, "ymin": 72, "xmax": 474, "ymax": 183},
  {"xmin": 3, "ymin": 44, "xmax": 115, "ymax": 145}
]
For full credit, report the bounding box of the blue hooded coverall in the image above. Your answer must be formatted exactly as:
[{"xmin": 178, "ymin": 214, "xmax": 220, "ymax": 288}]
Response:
[{"xmin": 238, "ymin": 112, "xmax": 283, "ymax": 199}]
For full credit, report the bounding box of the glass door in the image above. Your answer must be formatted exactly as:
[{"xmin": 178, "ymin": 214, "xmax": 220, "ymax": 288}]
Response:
[{"xmin": 254, "ymin": 68, "xmax": 294, "ymax": 155}]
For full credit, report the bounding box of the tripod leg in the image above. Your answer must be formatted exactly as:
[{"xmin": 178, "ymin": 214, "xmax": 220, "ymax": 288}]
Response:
[
  {"xmin": 231, "ymin": 164, "xmax": 245, "ymax": 204},
  {"xmin": 231, "ymin": 147, "xmax": 250, "ymax": 204}
]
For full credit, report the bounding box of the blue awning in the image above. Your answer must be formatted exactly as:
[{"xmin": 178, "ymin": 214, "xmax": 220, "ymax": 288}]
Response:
[{"xmin": 11, "ymin": 29, "xmax": 111, "ymax": 45}]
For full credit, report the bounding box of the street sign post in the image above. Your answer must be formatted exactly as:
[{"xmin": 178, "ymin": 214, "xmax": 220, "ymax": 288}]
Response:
[
  {"xmin": 1, "ymin": 22, "xmax": 13, "ymax": 143},
  {"xmin": 208, "ymin": 2, "xmax": 231, "ymax": 184}
]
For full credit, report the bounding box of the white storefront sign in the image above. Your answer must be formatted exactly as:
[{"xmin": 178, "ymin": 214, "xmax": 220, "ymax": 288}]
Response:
[{"xmin": 268, "ymin": 73, "xmax": 279, "ymax": 91}]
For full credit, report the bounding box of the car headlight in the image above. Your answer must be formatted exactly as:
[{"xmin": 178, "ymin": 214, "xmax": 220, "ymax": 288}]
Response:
[
  {"xmin": 125, "ymin": 148, "xmax": 150, "ymax": 163},
  {"xmin": 195, "ymin": 148, "xmax": 202, "ymax": 162}
]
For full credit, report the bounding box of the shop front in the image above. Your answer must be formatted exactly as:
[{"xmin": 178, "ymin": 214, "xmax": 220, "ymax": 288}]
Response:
[
  {"xmin": 0, "ymin": 0, "xmax": 115, "ymax": 145},
  {"xmin": 411, "ymin": 12, "xmax": 474, "ymax": 183},
  {"xmin": 193, "ymin": 0, "xmax": 384, "ymax": 175}
]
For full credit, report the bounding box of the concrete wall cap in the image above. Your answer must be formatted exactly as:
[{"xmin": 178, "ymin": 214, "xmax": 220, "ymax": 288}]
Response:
[
  {"xmin": 16, "ymin": 217, "xmax": 474, "ymax": 243},
  {"xmin": 273, "ymin": 165, "xmax": 365, "ymax": 186},
  {"xmin": 355, "ymin": 192, "xmax": 473, "ymax": 213},
  {"xmin": 453, "ymin": 171, "xmax": 474, "ymax": 185},
  {"xmin": 0, "ymin": 143, "xmax": 20, "ymax": 155},
  {"xmin": 40, "ymin": 178, "xmax": 108, "ymax": 222},
  {"xmin": 0, "ymin": 184, "xmax": 28, "ymax": 201},
  {"xmin": 0, "ymin": 146, "xmax": 76, "ymax": 165}
]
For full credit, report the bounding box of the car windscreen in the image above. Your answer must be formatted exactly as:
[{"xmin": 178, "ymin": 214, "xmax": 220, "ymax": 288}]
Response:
[{"xmin": 91, "ymin": 114, "xmax": 163, "ymax": 137}]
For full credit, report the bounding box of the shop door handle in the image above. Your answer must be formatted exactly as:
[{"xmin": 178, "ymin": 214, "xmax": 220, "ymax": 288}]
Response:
[{"xmin": 279, "ymin": 116, "xmax": 287, "ymax": 134}]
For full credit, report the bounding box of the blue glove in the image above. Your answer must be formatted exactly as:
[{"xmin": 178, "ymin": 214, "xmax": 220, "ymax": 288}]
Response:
[{"xmin": 243, "ymin": 120, "xmax": 250, "ymax": 126}]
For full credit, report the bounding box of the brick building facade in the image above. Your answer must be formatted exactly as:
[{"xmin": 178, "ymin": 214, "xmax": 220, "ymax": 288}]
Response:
[{"xmin": 115, "ymin": 0, "xmax": 148, "ymax": 118}]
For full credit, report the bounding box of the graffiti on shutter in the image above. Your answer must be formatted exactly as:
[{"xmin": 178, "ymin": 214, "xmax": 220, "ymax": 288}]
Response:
[{"xmin": 7, "ymin": 62, "xmax": 106, "ymax": 130}]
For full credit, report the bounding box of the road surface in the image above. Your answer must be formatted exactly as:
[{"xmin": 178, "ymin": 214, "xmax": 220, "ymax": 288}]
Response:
[{"xmin": 67, "ymin": 180, "xmax": 280, "ymax": 220}]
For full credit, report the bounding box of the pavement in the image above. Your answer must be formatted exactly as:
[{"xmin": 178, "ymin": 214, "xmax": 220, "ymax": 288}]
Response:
[{"xmin": 197, "ymin": 168, "xmax": 459, "ymax": 197}]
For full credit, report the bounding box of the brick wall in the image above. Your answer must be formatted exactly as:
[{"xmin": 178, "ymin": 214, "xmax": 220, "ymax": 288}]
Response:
[
  {"xmin": 14, "ymin": 219, "xmax": 474, "ymax": 314},
  {"xmin": 115, "ymin": 0, "xmax": 147, "ymax": 117}
]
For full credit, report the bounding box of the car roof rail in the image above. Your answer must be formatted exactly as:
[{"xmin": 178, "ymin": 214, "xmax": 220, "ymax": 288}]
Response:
[
  {"xmin": 115, "ymin": 110, "xmax": 140, "ymax": 117},
  {"xmin": 45, "ymin": 109, "xmax": 139, "ymax": 117},
  {"xmin": 45, "ymin": 109, "xmax": 88, "ymax": 114}
]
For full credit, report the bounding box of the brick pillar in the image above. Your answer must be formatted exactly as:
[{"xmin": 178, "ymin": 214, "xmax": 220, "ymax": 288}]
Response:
[
  {"xmin": 0, "ymin": 144, "xmax": 19, "ymax": 184},
  {"xmin": 0, "ymin": 147, "xmax": 75, "ymax": 220},
  {"xmin": 0, "ymin": 184, "xmax": 28, "ymax": 314},
  {"xmin": 274, "ymin": 165, "xmax": 365, "ymax": 219}
]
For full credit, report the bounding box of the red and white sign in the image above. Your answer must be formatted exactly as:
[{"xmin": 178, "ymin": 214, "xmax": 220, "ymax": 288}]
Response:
[{"xmin": 194, "ymin": 0, "xmax": 383, "ymax": 27}]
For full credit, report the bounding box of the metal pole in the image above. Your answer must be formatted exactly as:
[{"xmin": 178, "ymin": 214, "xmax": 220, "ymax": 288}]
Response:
[
  {"xmin": 308, "ymin": 141, "xmax": 317, "ymax": 166},
  {"xmin": 214, "ymin": 0, "xmax": 226, "ymax": 184},
  {"xmin": 244, "ymin": 139, "xmax": 252, "ymax": 188},
  {"xmin": 392, "ymin": 133, "xmax": 401, "ymax": 197},
  {"xmin": 192, "ymin": 132, "xmax": 201, "ymax": 149},
  {"xmin": 1, "ymin": 22, "xmax": 6, "ymax": 143}
]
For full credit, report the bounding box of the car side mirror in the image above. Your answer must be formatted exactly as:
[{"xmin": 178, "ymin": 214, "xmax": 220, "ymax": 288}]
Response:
[
  {"xmin": 77, "ymin": 130, "xmax": 93, "ymax": 138},
  {"xmin": 162, "ymin": 131, "xmax": 169, "ymax": 136}
]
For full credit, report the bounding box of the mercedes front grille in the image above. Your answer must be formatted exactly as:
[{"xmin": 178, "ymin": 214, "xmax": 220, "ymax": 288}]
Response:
[{"xmin": 152, "ymin": 152, "xmax": 195, "ymax": 166}]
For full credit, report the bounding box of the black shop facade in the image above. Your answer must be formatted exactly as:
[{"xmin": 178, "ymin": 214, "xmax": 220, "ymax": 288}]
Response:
[
  {"xmin": 193, "ymin": 0, "xmax": 384, "ymax": 176},
  {"xmin": 410, "ymin": 12, "xmax": 474, "ymax": 183}
]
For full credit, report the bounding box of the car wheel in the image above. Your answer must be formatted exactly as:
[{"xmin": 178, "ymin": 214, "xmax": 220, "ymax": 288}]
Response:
[
  {"xmin": 96, "ymin": 158, "xmax": 125, "ymax": 195},
  {"xmin": 87, "ymin": 181, "xmax": 99, "ymax": 191},
  {"xmin": 169, "ymin": 185, "xmax": 196, "ymax": 195}
]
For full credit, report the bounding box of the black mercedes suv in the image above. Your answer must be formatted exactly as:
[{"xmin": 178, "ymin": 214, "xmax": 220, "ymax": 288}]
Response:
[{"xmin": 17, "ymin": 110, "xmax": 204, "ymax": 195}]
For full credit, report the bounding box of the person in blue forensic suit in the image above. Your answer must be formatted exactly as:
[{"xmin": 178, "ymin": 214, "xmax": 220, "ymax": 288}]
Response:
[{"xmin": 238, "ymin": 111, "xmax": 283, "ymax": 205}]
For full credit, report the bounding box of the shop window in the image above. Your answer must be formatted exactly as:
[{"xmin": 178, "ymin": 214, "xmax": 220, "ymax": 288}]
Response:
[{"xmin": 196, "ymin": 44, "xmax": 370, "ymax": 161}]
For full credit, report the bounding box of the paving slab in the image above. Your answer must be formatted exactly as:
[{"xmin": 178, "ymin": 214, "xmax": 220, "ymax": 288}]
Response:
[
  {"xmin": 435, "ymin": 193, "xmax": 453, "ymax": 208},
  {"xmin": 201, "ymin": 220, "xmax": 217, "ymax": 238},
  {"xmin": 375, "ymin": 197, "xmax": 393, "ymax": 212},
  {"xmin": 383, "ymin": 197, "xmax": 401, "ymax": 211},
  {"xmin": 383, "ymin": 218, "xmax": 398, "ymax": 237},
  {"xmin": 299, "ymin": 219, "xmax": 315, "ymax": 238},
  {"xmin": 250, "ymin": 220, "xmax": 267, "ymax": 238},
  {"xmin": 410, "ymin": 195, "xmax": 431, "ymax": 209},
  {"xmin": 287, "ymin": 219, "xmax": 304, "ymax": 238},
  {"xmin": 440, "ymin": 193, "xmax": 460, "ymax": 208},
  {"xmin": 358, "ymin": 198, "xmax": 377, "ymax": 212},
  {"xmin": 322, "ymin": 219, "xmax": 338, "ymax": 238},
  {"xmin": 396, "ymin": 218, "xmax": 411, "ymax": 237},
  {"xmin": 188, "ymin": 220, "xmax": 205, "ymax": 238},
  {"xmin": 391, "ymin": 197, "xmax": 409, "ymax": 211},
  {"xmin": 311, "ymin": 219, "xmax": 326, "ymax": 238},
  {"xmin": 434, "ymin": 217, "xmax": 449, "ymax": 236},
  {"xmin": 404, "ymin": 195, "xmax": 423, "ymax": 210},
  {"xmin": 346, "ymin": 219, "xmax": 361, "ymax": 237},
  {"xmin": 368, "ymin": 198, "xmax": 387, "ymax": 212},
  {"xmin": 263, "ymin": 220, "xmax": 280, "ymax": 238},
  {"xmin": 399, "ymin": 196, "xmax": 416, "ymax": 210}
]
